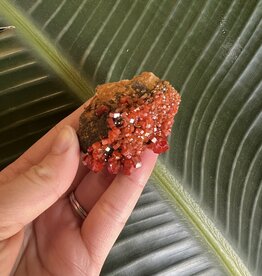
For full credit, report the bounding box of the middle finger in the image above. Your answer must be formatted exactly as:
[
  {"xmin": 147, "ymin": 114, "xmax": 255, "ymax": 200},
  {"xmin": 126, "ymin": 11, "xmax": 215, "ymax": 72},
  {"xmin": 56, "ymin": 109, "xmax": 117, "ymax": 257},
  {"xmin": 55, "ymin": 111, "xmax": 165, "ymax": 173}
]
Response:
[{"xmin": 74, "ymin": 170, "xmax": 115, "ymax": 214}]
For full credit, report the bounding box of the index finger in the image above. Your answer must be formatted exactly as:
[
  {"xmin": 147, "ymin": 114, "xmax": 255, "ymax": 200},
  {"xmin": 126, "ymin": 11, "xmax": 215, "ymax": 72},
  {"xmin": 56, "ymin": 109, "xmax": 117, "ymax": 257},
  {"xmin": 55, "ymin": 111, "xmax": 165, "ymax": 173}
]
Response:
[
  {"xmin": 0, "ymin": 98, "xmax": 92, "ymax": 182},
  {"xmin": 81, "ymin": 150, "xmax": 158, "ymax": 270}
]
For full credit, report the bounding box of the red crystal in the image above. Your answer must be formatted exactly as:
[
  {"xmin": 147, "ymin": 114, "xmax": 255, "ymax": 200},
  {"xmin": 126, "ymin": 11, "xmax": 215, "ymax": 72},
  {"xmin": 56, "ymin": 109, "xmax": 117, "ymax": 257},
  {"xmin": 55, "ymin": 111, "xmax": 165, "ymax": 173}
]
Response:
[
  {"xmin": 80, "ymin": 73, "xmax": 181, "ymax": 175},
  {"xmin": 123, "ymin": 159, "xmax": 134, "ymax": 175},
  {"xmin": 107, "ymin": 158, "xmax": 121, "ymax": 174},
  {"xmin": 153, "ymin": 139, "xmax": 169, "ymax": 154},
  {"xmin": 91, "ymin": 160, "xmax": 104, "ymax": 173}
]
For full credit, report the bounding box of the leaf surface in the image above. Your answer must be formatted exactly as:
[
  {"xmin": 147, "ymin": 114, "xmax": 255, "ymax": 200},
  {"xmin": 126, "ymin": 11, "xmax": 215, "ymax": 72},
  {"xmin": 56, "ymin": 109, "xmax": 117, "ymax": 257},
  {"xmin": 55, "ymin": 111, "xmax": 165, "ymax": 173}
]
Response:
[{"xmin": 1, "ymin": 0, "xmax": 262, "ymax": 274}]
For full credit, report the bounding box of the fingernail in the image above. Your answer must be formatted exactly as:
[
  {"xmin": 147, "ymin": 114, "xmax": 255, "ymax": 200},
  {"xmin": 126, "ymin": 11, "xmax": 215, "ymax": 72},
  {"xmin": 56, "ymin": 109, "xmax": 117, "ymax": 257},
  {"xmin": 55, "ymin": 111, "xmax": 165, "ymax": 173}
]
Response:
[{"xmin": 51, "ymin": 126, "xmax": 74, "ymax": 154}]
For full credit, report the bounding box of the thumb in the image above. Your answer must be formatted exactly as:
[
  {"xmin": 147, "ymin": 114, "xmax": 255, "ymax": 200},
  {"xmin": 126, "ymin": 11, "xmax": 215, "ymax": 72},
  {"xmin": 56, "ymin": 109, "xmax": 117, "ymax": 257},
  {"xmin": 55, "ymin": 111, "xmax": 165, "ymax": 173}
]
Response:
[{"xmin": 0, "ymin": 126, "xmax": 79, "ymax": 240}]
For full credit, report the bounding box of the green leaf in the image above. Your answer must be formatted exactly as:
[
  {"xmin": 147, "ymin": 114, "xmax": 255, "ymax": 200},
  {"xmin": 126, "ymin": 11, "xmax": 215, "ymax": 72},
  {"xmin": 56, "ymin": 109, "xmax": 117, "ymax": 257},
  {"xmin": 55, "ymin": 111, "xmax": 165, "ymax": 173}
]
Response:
[
  {"xmin": 102, "ymin": 181, "xmax": 226, "ymax": 275},
  {"xmin": 1, "ymin": 0, "xmax": 261, "ymax": 275}
]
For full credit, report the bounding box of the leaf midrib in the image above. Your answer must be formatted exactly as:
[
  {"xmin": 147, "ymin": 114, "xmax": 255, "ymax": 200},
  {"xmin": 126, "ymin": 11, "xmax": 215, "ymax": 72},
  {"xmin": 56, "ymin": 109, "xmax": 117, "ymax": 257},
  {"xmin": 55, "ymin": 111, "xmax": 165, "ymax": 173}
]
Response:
[
  {"xmin": 152, "ymin": 161, "xmax": 250, "ymax": 276},
  {"xmin": 0, "ymin": 0, "xmax": 94, "ymax": 102}
]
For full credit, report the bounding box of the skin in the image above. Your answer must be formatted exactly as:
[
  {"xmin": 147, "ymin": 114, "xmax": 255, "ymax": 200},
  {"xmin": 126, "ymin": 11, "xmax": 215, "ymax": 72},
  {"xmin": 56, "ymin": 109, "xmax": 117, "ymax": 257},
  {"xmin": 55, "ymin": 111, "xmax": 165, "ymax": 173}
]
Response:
[{"xmin": 0, "ymin": 101, "xmax": 158, "ymax": 276}]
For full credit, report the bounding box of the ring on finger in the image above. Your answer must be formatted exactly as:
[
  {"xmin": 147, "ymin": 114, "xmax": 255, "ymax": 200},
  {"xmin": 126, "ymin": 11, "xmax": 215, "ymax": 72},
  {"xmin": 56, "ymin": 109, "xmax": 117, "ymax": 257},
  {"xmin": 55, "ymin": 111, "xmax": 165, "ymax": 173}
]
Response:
[{"xmin": 69, "ymin": 191, "xmax": 88, "ymax": 220}]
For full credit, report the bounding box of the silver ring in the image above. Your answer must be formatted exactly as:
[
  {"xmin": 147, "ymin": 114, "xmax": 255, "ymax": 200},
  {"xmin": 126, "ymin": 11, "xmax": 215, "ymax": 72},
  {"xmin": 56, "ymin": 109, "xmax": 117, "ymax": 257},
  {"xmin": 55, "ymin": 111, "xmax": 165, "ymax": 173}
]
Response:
[{"xmin": 69, "ymin": 191, "xmax": 88, "ymax": 220}]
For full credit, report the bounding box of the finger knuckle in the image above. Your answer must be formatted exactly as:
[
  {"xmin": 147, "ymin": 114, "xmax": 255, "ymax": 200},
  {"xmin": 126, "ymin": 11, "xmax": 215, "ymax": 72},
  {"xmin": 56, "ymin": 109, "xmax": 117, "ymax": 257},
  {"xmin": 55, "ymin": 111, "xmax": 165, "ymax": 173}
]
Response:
[
  {"xmin": 98, "ymin": 198, "xmax": 126, "ymax": 227},
  {"xmin": 125, "ymin": 174, "xmax": 146, "ymax": 188},
  {"xmin": 26, "ymin": 164, "xmax": 52, "ymax": 183},
  {"xmin": 23, "ymin": 165, "xmax": 61, "ymax": 198}
]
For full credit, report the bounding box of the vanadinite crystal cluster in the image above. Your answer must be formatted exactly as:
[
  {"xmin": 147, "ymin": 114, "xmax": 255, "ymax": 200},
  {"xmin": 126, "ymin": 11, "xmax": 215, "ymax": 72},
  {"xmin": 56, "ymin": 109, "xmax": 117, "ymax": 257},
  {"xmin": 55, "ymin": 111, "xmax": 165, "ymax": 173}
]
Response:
[{"xmin": 77, "ymin": 72, "xmax": 181, "ymax": 175}]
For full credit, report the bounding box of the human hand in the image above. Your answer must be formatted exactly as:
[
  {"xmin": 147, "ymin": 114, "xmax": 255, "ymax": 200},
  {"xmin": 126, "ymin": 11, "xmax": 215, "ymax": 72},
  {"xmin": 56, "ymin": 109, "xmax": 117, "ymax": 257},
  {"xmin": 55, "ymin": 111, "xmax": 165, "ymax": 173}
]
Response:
[{"xmin": 0, "ymin": 102, "xmax": 158, "ymax": 276}]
